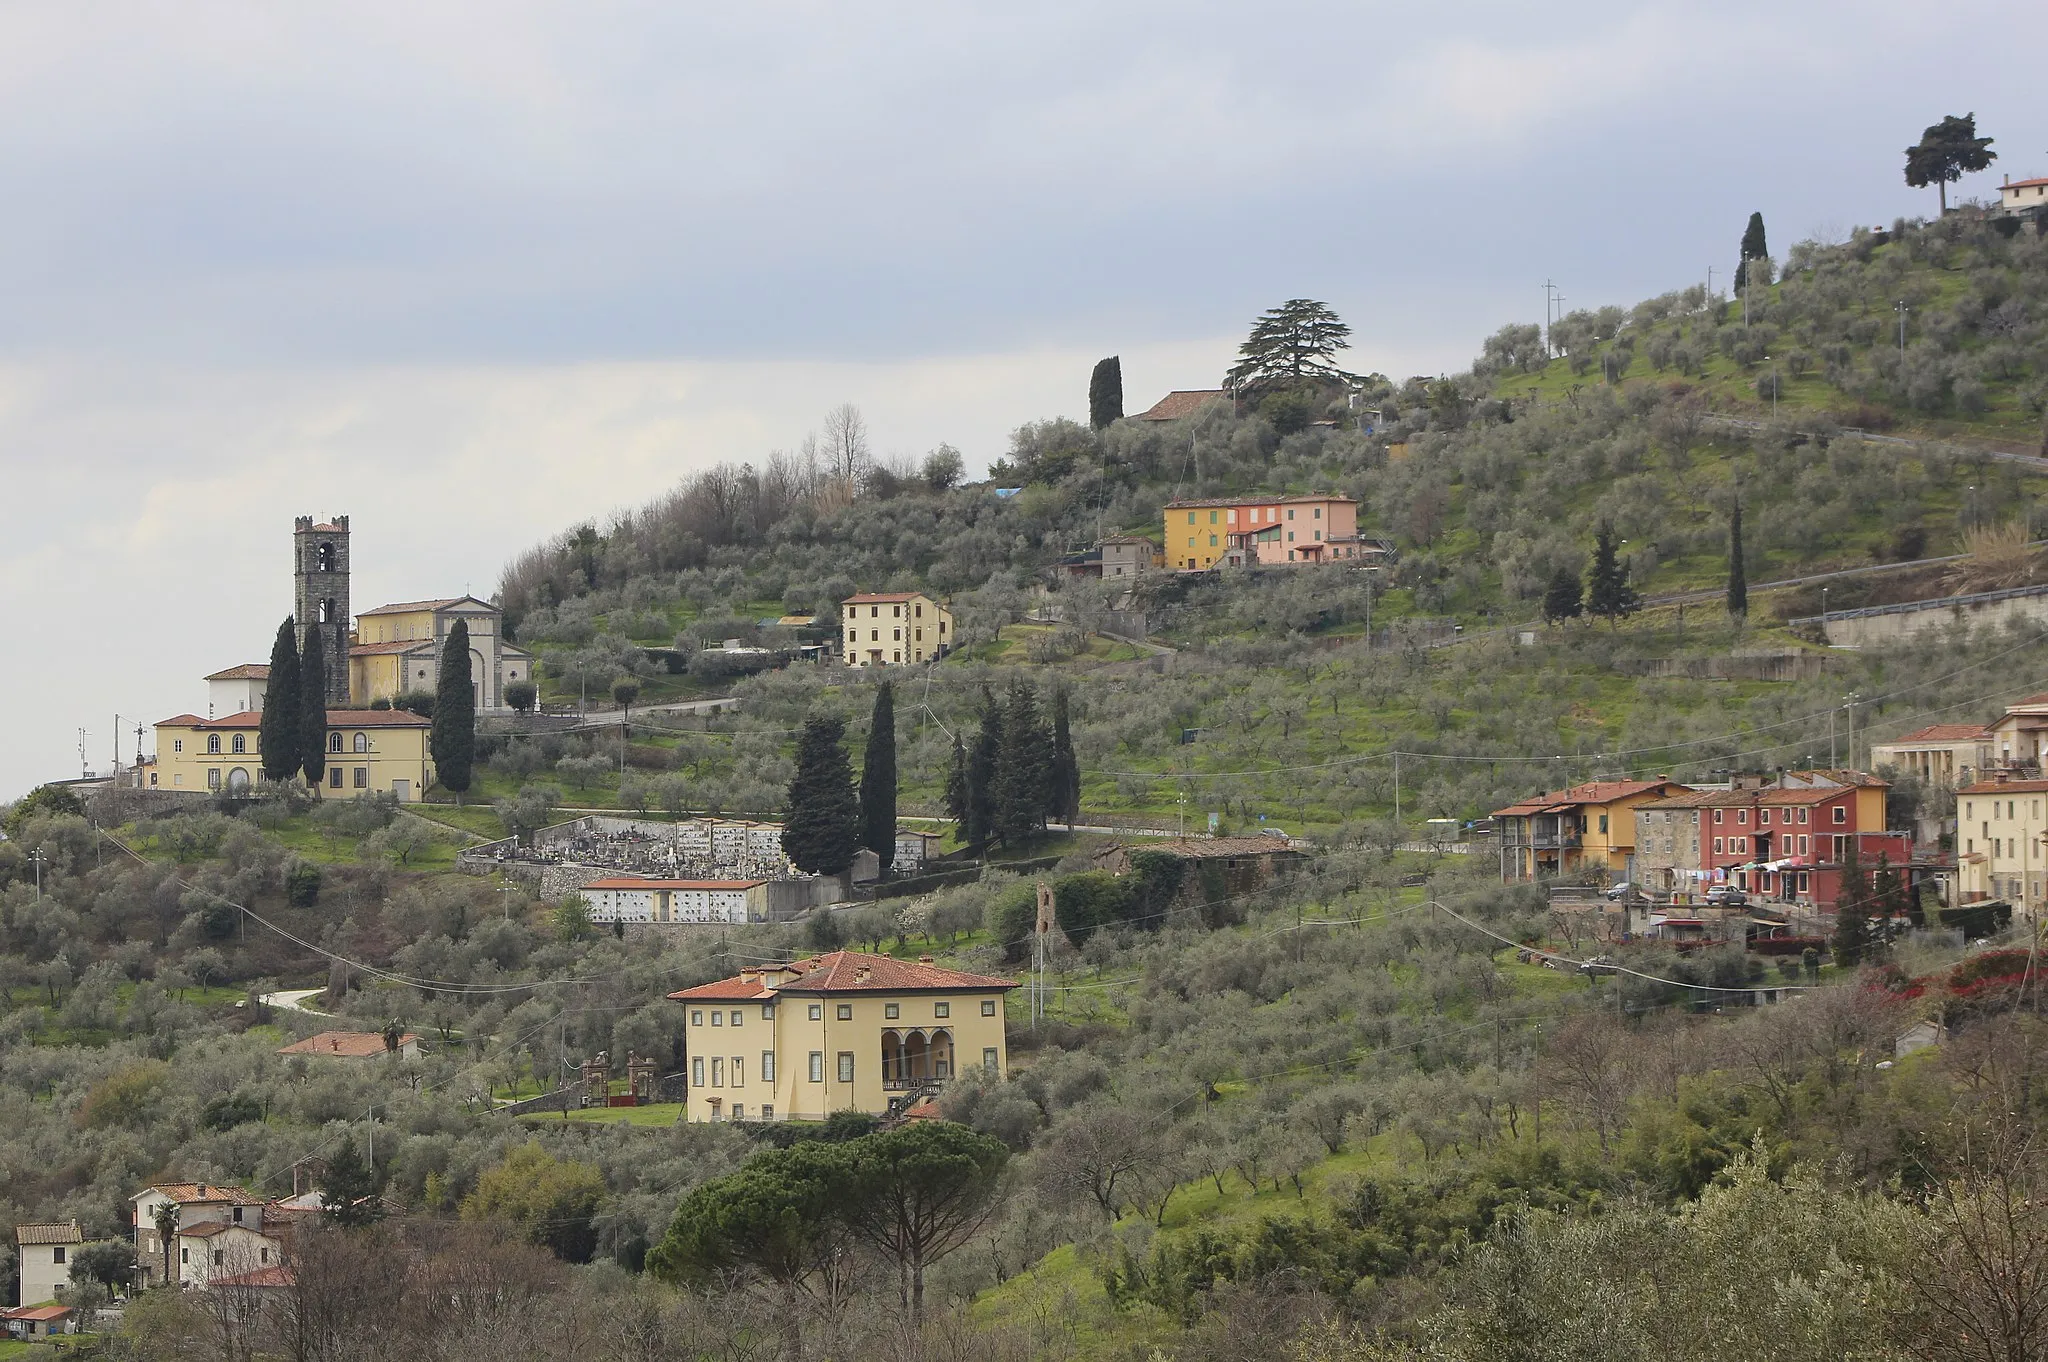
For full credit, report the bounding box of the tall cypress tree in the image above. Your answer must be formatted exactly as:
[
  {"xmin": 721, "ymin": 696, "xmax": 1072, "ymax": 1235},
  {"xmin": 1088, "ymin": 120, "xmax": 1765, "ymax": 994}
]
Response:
[
  {"xmin": 1583, "ymin": 522, "xmax": 1639, "ymax": 625},
  {"xmin": 432, "ymin": 620, "xmax": 476, "ymax": 801},
  {"xmin": 782, "ymin": 716, "xmax": 862, "ymax": 875},
  {"xmin": 1832, "ymin": 831, "xmax": 1868, "ymax": 967},
  {"xmin": 299, "ymin": 624, "xmax": 330, "ymax": 791},
  {"xmin": 1088, "ymin": 356, "xmax": 1124, "ymax": 430},
  {"xmin": 1726, "ymin": 498, "xmax": 1748, "ymax": 619},
  {"xmin": 994, "ymin": 681, "xmax": 1051, "ymax": 848},
  {"xmin": 1734, "ymin": 211, "xmax": 1768, "ymax": 291},
  {"xmin": 943, "ymin": 732, "xmax": 968, "ymax": 829},
  {"xmin": 260, "ymin": 617, "xmax": 302, "ymax": 784},
  {"xmin": 858, "ymin": 682, "xmax": 898, "ymax": 878},
  {"xmin": 1049, "ymin": 687, "xmax": 1080, "ymax": 828},
  {"xmin": 965, "ymin": 688, "xmax": 1002, "ymax": 854}
]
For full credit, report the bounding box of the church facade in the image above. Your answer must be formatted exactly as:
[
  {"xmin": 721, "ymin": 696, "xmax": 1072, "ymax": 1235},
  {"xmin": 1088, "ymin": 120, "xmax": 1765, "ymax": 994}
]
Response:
[{"xmin": 348, "ymin": 596, "xmax": 534, "ymax": 712}]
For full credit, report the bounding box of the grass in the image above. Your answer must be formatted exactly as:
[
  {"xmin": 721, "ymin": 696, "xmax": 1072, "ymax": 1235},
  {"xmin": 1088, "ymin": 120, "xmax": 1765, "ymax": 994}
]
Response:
[
  {"xmin": 409, "ymin": 803, "xmax": 508, "ymax": 840},
  {"xmin": 521, "ymin": 1102, "xmax": 685, "ymax": 1127}
]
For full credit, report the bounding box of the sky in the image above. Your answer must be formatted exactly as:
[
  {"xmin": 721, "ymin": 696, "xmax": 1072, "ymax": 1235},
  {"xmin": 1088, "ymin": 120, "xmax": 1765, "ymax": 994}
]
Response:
[{"xmin": 0, "ymin": 0, "xmax": 2041, "ymax": 800}]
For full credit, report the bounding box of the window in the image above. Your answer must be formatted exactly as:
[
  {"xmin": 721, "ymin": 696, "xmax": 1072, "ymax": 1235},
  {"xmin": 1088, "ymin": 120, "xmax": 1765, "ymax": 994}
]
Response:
[
  {"xmin": 1287, "ymin": 509, "xmax": 1295, "ymax": 520},
  {"xmin": 692, "ymin": 1057, "xmax": 704, "ymax": 1085},
  {"xmin": 711, "ymin": 1057, "xmax": 724, "ymax": 1086},
  {"xmin": 885, "ymin": 1003, "xmax": 899, "ymax": 1019},
  {"xmin": 762, "ymin": 1004, "xmax": 775, "ymax": 1021},
  {"xmin": 1799, "ymin": 808, "xmax": 1808, "ymax": 824},
  {"xmin": 837, "ymin": 1004, "xmax": 853, "ymax": 1020},
  {"xmin": 934, "ymin": 1001, "xmax": 949, "ymax": 1018},
  {"xmin": 232, "ymin": 1207, "xmax": 242, "ymax": 1224},
  {"xmin": 1737, "ymin": 809, "xmax": 1748, "ymax": 825},
  {"xmin": 809, "ymin": 1052, "xmax": 824, "ymax": 1082},
  {"xmin": 893, "ymin": 628, "xmax": 901, "ymax": 640},
  {"xmin": 730, "ymin": 1009, "xmax": 743, "ymax": 1026},
  {"xmin": 1314, "ymin": 506, "xmax": 1322, "ymax": 519},
  {"xmin": 691, "ymin": 1010, "xmax": 703, "ymax": 1026},
  {"xmin": 231, "ymin": 733, "xmax": 246, "ymax": 753},
  {"xmin": 731, "ymin": 1104, "xmax": 743, "ymax": 1120},
  {"xmin": 1798, "ymin": 872, "xmax": 1810, "ymax": 892},
  {"xmin": 1758, "ymin": 809, "xmax": 1770, "ymax": 825},
  {"xmin": 1209, "ymin": 534, "xmax": 1217, "ymax": 547},
  {"xmin": 208, "ymin": 768, "xmax": 222, "ymax": 791},
  {"xmin": 174, "ymin": 739, "xmax": 182, "ymax": 753},
  {"xmin": 1800, "ymin": 836, "xmax": 1809, "ymax": 855},
  {"xmin": 207, "ymin": 733, "xmax": 221, "ymax": 754},
  {"xmin": 1209, "ymin": 511, "xmax": 1218, "ymax": 524},
  {"xmin": 353, "ymin": 767, "xmax": 367, "ymax": 788},
  {"xmin": 182, "ymin": 1248, "xmax": 190, "ymax": 1265},
  {"xmin": 982, "ymin": 999, "xmax": 997, "ymax": 1016},
  {"xmin": 837, "ymin": 1052, "xmax": 855, "ymax": 1083},
  {"xmin": 732, "ymin": 1057, "xmax": 744, "ymax": 1086},
  {"xmin": 762, "ymin": 1106, "xmax": 774, "ymax": 1121},
  {"xmin": 329, "ymin": 767, "xmax": 343, "ymax": 788},
  {"xmin": 354, "ymin": 732, "xmax": 368, "ymax": 753},
  {"xmin": 984, "ymin": 1047, "xmax": 1000, "ymax": 1072},
  {"xmin": 52, "ymin": 1246, "xmax": 65, "ymax": 1265},
  {"xmin": 1833, "ymin": 806, "xmax": 1846, "ymax": 824},
  {"xmin": 1597, "ymin": 814, "xmax": 1608, "ymax": 835},
  {"xmin": 329, "ymin": 732, "xmax": 344, "ymax": 753},
  {"xmin": 762, "ymin": 1051, "xmax": 775, "ymax": 1082},
  {"xmin": 711, "ymin": 1011, "xmax": 723, "ymax": 1026},
  {"xmin": 215, "ymin": 1249, "xmax": 224, "ymax": 1266},
  {"xmin": 809, "ymin": 1004, "xmax": 823, "ymax": 1021},
  {"xmin": 1713, "ymin": 809, "xmax": 1723, "ymax": 824},
  {"xmin": 1714, "ymin": 837, "xmax": 1724, "ymax": 854}
]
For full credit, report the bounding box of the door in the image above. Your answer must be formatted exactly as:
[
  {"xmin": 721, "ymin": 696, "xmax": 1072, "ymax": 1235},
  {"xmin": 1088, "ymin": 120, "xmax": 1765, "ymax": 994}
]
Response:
[{"xmin": 393, "ymin": 780, "xmax": 410, "ymax": 802}]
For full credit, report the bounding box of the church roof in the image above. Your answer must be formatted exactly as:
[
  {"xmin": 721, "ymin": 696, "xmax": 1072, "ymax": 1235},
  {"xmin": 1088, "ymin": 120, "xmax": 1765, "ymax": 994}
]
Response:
[{"xmin": 357, "ymin": 596, "xmax": 496, "ymax": 617}]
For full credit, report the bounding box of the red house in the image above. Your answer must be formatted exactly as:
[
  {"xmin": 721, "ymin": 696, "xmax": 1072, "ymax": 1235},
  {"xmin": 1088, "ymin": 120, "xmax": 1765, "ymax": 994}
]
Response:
[{"xmin": 1693, "ymin": 772, "xmax": 1903, "ymax": 909}]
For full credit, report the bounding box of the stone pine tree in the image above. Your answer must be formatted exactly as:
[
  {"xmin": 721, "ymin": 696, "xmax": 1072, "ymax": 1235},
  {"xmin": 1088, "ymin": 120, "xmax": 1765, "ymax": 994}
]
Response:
[
  {"xmin": 1734, "ymin": 212, "xmax": 1768, "ymax": 292},
  {"xmin": 994, "ymin": 681, "xmax": 1052, "ymax": 848},
  {"xmin": 858, "ymin": 682, "xmax": 898, "ymax": 878},
  {"xmin": 1542, "ymin": 565, "xmax": 1583, "ymax": 625},
  {"xmin": 964, "ymin": 689, "xmax": 1003, "ymax": 854},
  {"xmin": 1087, "ymin": 356, "xmax": 1124, "ymax": 430},
  {"xmin": 299, "ymin": 623, "xmax": 330, "ymax": 792},
  {"xmin": 782, "ymin": 716, "xmax": 862, "ymax": 875},
  {"xmin": 1584, "ymin": 523, "xmax": 1639, "ymax": 625},
  {"xmin": 1049, "ymin": 687, "xmax": 1080, "ymax": 829},
  {"xmin": 1905, "ymin": 113, "xmax": 1996, "ymax": 215},
  {"xmin": 432, "ymin": 620, "xmax": 476, "ymax": 801},
  {"xmin": 1727, "ymin": 498, "xmax": 1748, "ymax": 619},
  {"xmin": 260, "ymin": 617, "xmax": 302, "ymax": 783}
]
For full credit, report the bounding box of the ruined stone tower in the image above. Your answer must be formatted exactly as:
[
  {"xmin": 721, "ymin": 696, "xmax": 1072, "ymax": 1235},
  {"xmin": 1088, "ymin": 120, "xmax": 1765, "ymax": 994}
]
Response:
[{"xmin": 293, "ymin": 515, "xmax": 351, "ymax": 706}]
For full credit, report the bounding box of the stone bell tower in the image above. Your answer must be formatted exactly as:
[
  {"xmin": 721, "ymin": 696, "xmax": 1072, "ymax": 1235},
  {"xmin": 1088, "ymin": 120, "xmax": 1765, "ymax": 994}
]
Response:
[{"xmin": 293, "ymin": 515, "xmax": 352, "ymax": 706}]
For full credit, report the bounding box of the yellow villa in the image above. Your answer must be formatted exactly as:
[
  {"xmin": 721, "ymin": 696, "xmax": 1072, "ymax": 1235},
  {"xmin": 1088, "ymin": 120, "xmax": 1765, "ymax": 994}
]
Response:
[
  {"xmin": 348, "ymin": 596, "xmax": 534, "ymax": 711},
  {"xmin": 840, "ymin": 592, "xmax": 953, "ymax": 667},
  {"xmin": 668, "ymin": 951, "xmax": 1015, "ymax": 1122},
  {"xmin": 150, "ymin": 710, "xmax": 435, "ymax": 800}
]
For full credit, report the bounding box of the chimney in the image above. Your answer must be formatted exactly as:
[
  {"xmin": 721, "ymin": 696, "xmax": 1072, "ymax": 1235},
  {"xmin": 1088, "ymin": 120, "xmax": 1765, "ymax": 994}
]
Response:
[{"xmin": 855, "ymin": 967, "xmax": 871, "ymax": 983}]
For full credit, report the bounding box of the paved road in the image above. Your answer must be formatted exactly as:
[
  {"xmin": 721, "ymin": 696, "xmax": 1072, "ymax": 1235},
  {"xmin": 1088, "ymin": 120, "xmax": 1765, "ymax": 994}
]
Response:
[
  {"xmin": 1706, "ymin": 413, "xmax": 2048, "ymax": 472},
  {"xmin": 260, "ymin": 988, "xmax": 326, "ymax": 1014}
]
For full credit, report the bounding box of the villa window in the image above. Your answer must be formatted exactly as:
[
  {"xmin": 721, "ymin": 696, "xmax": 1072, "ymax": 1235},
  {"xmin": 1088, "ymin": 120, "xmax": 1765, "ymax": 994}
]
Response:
[
  {"xmin": 329, "ymin": 732, "xmax": 344, "ymax": 753},
  {"xmin": 711, "ymin": 1058, "xmax": 723, "ymax": 1087},
  {"xmin": 809, "ymin": 1052, "xmax": 824, "ymax": 1082},
  {"xmin": 885, "ymin": 1003, "xmax": 899, "ymax": 1019},
  {"xmin": 762, "ymin": 1004, "xmax": 775, "ymax": 1021},
  {"xmin": 711, "ymin": 1011, "xmax": 723, "ymax": 1027},
  {"xmin": 761, "ymin": 1051, "xmax": 775, "ymax": 1082},
  {"xmin": 354, "ymin": 732, "xmax": 368, "ymax": 753},
  {"xmin": 837, "ymin": 1004, "xmax": 853, "ymax": 1020},
  {"xmin": 208, "ymin": 769, "xmax": 222, "ymax": 791},
  {"xmin": 837, "ymin": 1052, "xmax": 855, "ymax": 1083},
  {"xmin": 231, "ymin": 733, "xmax": 246, "ymax": 753},
  {"xmin": 1833, "ymin": 807, "xmax": 1846, "ymax": 824},
  {"xmin": 732, "ymin": 1057, "xmax": 744, "ymax": 1086},
  {"xmin": 691, "ymin": 1011, "xmax": 703, "ymax": 1026},
  {"xmin": 809, "ymin": 1004, "xmax": 822, "ymax": 1021},
  {"xmin": 692, "ymin": 1057, "xmax": 704, "ymax": 1086},
  {"xmin": 982, "ymin": 999, "xmax": 996, "ymax": 1016},
  {"xmin": 207, "ymin": 733, "xmax": 221, "ymax": 754},
  {"xmin": 934, "ymin": 1002, "xmax": 949, "ymax": 1018},
  {"xmin": 762, "ymin": 1105, "xmax": 774, "ymax": 1120},
  {"xmin": 1799, "ymin": 808, "xmax": 1809, "ymax": 824},
  {"xmin": 984, "ymin": 1048, "xmax": 1000, "ymax": 1072},
  {"xmin": 353, "ymin": 768, "xmax": 367, "ymax": 788}
]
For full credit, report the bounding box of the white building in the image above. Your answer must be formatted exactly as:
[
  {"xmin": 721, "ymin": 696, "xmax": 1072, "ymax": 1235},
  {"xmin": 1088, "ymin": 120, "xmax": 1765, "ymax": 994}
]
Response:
[
  {"xmin": 580, "ymin": 878, "xmax": 771, "ymax": 924},
  {"xmin": 13, "ymin": 1223, "xmax": 81, "ymax": 1307},
  {"xmin": 132, "ymin": 1183, "xmax": 279, "ymax": 1289},
  {"xmin": 894, "ymin": 829, "xmax": 941, "ymax": 871},
  {"xmin": 1996, "ymin": 175, "xmax": 2048, "ymax": 216},
  {"xmin": 204, "ymin": 664, "xmax": 270, "ymax": 719}
]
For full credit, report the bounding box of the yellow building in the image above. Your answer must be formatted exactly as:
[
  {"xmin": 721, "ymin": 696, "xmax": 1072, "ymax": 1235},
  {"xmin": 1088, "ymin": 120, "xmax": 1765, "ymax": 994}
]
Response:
[
  {"xmin": 668, "ymin": 951, "xmax": 1015, "ymax": 1122},
  {"xmin": 348, "ymin": 596, "xmax": 534, "ymax": 711},
  {"xmin": 150, "ymin": 710, "xmax": 435, "ymax": 801},
  {"xmin": 1491, "ymin": 778, "xmax": 1692, "ymax": 882},
  {"xmin": 1958, "ymin": 776, "xmax": 2048, "ymax": 915},
  {"xmin": 840, "ymin": 592, "xmax": 953, "ymax": 667}
]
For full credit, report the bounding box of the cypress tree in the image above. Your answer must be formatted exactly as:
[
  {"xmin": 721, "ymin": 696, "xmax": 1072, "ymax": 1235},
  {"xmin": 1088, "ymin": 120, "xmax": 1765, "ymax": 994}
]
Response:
[
  {"xmin": 994, "ymin": 681, "xmax": 1052, "ymax": 848},
  {"xmin": 1542, "ymin": 566, "xmax": 1583, "ymax": 625},
  {"xmin": 1727, "ymin": 498, "xmax": 1748, "ymax": 619},
  {"xmin": 943, "ymin": 732, "xmax": 968, "ymax": 829},
  {"xmin": 1583, "ymin": 522, "xmax": 1639, "ymax": 625},
  {"xmin": 1831, "ymin": 832, "xmax": 1868, "ymax": 967},
  {"xmin": 1088, "ymin": 356, "xmax": 1124, "ymax": 430},
  {"xmin": 1734, "ymin": 211, "xmax": 1768, "ymax": 291},
  {"xmin": 319, "ymin": 1133, "xmax": 383, "ymax": 1229},
  {"xmin": 432, "ymin": 620, "xmax": 476, "ymax": 801},
  {"xmin": 782, "ymin": 716, "xmax": 862, "ymax": 875},
  {"xmin": 965, "ymin": 689, "xmax": 1002, "ymax": 853},
  {"xmin": 299, "ymin": 623, "xmax": 329, "ymax": 791},
  {"xmin": 858, "ymin": 682, "xmax": 898, "ymax": 878},
  {"xmin": 1049, "ymin": 687, "xmax": 1080, "ymax": 828},
  {"xmin": 260, "ymin": 617, "xmax": 302, "ymax": 783}
]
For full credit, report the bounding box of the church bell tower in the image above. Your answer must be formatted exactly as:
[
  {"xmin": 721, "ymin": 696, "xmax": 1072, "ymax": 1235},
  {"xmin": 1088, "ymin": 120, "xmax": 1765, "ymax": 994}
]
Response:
[{"xmin": 293, "ymin": 515, "xmax": 352, "ymax": 706}]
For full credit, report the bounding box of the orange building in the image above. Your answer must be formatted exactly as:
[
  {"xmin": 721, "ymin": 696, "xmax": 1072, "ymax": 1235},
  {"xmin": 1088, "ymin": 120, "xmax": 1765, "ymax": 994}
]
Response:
[
  {"xmin": 1492, "ymin": 778, "xmax": 1692, "ymax": 882},
  {"xmin": 1163, "ymin": 494, "xmax": 1361, "ymax": 570}
]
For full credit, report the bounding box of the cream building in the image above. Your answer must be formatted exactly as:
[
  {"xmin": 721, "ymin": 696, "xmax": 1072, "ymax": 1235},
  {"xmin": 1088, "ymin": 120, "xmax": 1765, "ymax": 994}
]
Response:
[
  {"xmin": 1869, "ymin": 723, "xmax": 1993, "ymax": 788},
  {"xmin": 349, "ymin": 596, "xmax": 535, "ymax": 712},
  {"xmin": 1958, "ymin": 776, "xmax": 2048, "ymax": 914},
  {"xmin": 132, "ymin": 1183, "xmax": 280, "ymax": 1289},
  {"xmin": 12, "ymin": 1223, "xmax": 81, "ymax": 1307},
  {"xmin": 150, "ymin": 709, "xmax": 435, "ymax": 800},
  {"xmin": 668, "ymin": 951, "xmax": 1015, "ymax": 1122},
  {"xmin": 841, "ymin": 592, "xmax": 952, "ymax": 667}
]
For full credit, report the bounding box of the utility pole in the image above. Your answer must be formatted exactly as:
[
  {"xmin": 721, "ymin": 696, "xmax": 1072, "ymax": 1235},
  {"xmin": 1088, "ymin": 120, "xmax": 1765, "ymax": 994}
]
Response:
[
  {"xmin": 1394, "ymin": 752, "xmax": 1402, "ymax": 826},
  {"xmin": 28, "ymin": 849, "xmax": 47, "ymax": 899},
  {"xmin": 1542, "ymin": 281, "xmax": 1558, "ymax": 355},
  {"xmin": 1895, "ymin": 301, "xmax": 1910, "ymax": 359}
]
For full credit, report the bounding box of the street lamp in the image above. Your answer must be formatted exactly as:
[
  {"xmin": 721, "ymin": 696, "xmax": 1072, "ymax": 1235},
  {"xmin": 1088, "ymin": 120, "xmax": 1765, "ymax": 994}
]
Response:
[{"xmin": 1821, "ymin": 586, "xmax": 1829, "ymax": 638}]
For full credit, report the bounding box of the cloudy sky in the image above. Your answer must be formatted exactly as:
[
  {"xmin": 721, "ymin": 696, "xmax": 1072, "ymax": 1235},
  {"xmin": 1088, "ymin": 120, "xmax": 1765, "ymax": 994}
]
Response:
[{"xmin": 0, "ymin": 1, "xmax": 2038, "ymax": 799}]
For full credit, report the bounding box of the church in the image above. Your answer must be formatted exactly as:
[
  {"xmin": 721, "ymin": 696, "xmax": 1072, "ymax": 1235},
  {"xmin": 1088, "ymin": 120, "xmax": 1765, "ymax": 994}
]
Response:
[{"xmin": 213, "ymin": 516, "xmax": 535, "ymax": 714}]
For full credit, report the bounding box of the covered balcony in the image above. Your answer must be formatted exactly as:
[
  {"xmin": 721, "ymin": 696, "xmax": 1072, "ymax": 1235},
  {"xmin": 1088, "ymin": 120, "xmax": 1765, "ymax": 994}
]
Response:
[{"xmin": 880, "ymin": 1028, "xmax": 955, "ymax": 1091}]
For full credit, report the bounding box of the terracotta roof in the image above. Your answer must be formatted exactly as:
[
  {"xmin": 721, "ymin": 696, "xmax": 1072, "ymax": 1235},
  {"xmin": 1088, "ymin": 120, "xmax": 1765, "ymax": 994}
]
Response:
[
  {"xmin": 327, "ymin": 710, "xmax": 432, "ymax": 727},
  {"xmin": 1099, "ymin": 535, "xmax": 1155, "ymax": 546},
  {"xmin": 1137, "ymin": 390, "xmax": 1227, "ymax": 421},
  {"xmin": 581, "ymin": 878, "xmax": 768, "ymax": 890},
  {"xmin": 137, "ymin": 1183, "xmax": 265, "ymax": 1206},
  {"xmin": 349, "ymin": 640, "xmax": 428, "ymax": 656},
  {"xmin": 3, "ymin": 1306, "xmax": 72, "ymax": 1323},
  {"xmin": 2007, "ymin": 693, "xmax": 2048, "ymax": 708},
  {"xmin": 14, "ymin": 1222, "xmax": 82, "ymax": 1246},
  {"xmin": 212, "ymin": 1265, "xmax": 295, "ymax": 1290},
  {"xmin": 205, "ymin": 664, "xmax": 271, "ymax": 682},
  {"xmin": 177, "ymin": 1222, "xmax": 237, "ymax": 1239},
  {"xmin": 842, "ymin": 592, "xmax": 935, "ymax": 605},
  {"xmin": 1879, "ymin": 723, "xmax": 1992, "ymax": 744},
  {"xmin": 672, "ymin": 951, "xmax": 1014, "ymax": 1001},
  {"xmin": 1961, "ymin": 779, "xmax": 2048, "ymax": 795},
  {"xmin": 356, "ymin": 598, "xmax": 465, "ymax": 616},
  {"xmin": 1492, "ymin": 780, "xmax": 1684, "ymax": 817},
  {"xmin": 1635, "ymin": 791, "xmax": 1725, "ymax": 810},
  {"xmin": 1163, "ymin": 494, "xmax": 1359, "ymax": 510},
  {"xmin": 2003, "ymin": 177, "xmax": 2048, "ymax": 191},
  {"xmin": 278, "ymin": 1031, "xmax": 417, "ymax": 1058}
]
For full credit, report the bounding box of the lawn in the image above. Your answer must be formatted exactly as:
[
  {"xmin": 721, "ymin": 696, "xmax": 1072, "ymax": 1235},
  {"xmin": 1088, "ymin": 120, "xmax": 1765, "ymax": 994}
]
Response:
[{"xmin": 521, "ymin": 1102, "xmax": 685, "ymax": 1127}]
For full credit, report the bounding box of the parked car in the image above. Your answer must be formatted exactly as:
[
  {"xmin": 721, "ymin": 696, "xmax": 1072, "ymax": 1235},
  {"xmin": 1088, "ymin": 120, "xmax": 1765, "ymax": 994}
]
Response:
[{"xmin": 1705, "ymin": 887, "xmax": 1748, "ymax": 907}]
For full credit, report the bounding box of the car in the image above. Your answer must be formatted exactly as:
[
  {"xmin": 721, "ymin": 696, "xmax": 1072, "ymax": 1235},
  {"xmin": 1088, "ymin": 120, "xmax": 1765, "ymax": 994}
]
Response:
[
  {"xmin": 1705, "ymin": 888, "xmax": 1748, "ymax": 907},
  {"xmin": 1603, "ymin": 882, "xmax": 1631, "ymax": 901}
]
